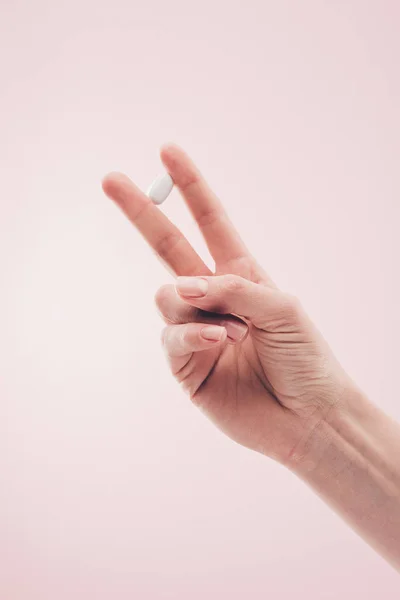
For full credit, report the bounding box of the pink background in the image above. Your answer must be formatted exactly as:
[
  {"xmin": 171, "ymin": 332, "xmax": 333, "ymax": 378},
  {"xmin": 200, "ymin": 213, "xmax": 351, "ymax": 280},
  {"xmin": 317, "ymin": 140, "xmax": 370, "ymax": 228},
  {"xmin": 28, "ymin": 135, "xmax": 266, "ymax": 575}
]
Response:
[{"xmin": 1, "ymin": 0, "xmax": 400, "ymax": 597}]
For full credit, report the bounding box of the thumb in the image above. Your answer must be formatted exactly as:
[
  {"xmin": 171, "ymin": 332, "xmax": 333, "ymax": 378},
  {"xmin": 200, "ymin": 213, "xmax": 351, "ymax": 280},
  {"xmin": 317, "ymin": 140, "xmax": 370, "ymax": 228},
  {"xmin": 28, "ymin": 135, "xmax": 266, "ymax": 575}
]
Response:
[{"xmin": 175, "ymin": 275, "xmax": 298, "ymax": 330}]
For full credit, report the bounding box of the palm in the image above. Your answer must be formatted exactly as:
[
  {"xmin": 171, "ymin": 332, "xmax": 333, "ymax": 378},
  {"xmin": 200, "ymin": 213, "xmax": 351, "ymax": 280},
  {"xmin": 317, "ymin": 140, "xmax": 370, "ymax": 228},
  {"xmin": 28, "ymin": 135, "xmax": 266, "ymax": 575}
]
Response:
[
  {"xmin": 188, "ymin": 258, "xmax": 272, "ymax": 421},
  {"xmin": 193, "ymin": 333, "xmax": 279, "ymax": 449}
]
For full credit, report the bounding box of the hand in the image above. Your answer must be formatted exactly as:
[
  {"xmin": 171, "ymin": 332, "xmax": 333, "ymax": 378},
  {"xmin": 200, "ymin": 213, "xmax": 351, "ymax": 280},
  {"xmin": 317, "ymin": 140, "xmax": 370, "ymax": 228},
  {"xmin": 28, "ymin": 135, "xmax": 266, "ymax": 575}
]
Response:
[
  {"xmin": 102, "ymin": 144, "xmax": 352, "ymax": 464},
  {"xmin": 102, "ymin": 145, "xmax": 400, "ymax": 570}
]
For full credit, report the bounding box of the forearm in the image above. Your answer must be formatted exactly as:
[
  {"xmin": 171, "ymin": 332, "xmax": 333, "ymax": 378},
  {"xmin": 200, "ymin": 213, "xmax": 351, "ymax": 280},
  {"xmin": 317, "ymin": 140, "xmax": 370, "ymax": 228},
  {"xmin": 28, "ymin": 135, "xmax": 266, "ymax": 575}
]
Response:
[{"xmin": 287, "ymin": 385, "xmax": 400, "ymax": 571}]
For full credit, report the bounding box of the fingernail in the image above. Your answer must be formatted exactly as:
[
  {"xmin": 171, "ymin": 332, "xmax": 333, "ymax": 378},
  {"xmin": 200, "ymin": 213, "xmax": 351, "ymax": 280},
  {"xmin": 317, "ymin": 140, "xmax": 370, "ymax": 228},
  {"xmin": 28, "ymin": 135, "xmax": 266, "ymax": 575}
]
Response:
[
  {"xmin": 176, "ymin": 277, "xmax": 208, "ymax": 298},
  {"xmin": 201, "ymin": 325, "xmax": 225, "ymax": 341},
  {"xmin": 222, "ymin": 320, "xmax": 248, "ymax": 342}
]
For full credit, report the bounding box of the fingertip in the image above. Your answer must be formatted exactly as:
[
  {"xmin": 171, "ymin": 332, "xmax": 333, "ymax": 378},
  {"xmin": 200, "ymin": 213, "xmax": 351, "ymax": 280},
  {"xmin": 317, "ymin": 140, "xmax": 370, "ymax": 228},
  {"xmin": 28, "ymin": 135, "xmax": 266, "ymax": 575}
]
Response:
[
  {"xmin": 200, "ymin": 325, "xmax": 227, "ymax": 343},
  {"xmin": 159, "ymin": 142, "xmax": 190, "ymax": 175},
  {"xmin": 102, "ymin": 171, "xmax": 127, "ymax": 184},
  {"xmin": 101, "ymin": 172, "xmax": 129, "ymax": 197},
  {"xmin": 159, "ymin": 142, "xmax": 182, "ymax": 161}
]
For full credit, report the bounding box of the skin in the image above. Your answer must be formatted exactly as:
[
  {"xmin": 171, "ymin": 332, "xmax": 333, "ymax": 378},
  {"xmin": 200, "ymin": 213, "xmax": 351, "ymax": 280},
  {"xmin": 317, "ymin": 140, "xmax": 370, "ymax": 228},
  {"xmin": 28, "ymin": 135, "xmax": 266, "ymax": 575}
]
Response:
[{"xmin": 102, "ymin": 143, "xmax": 400, "ymax": 571}]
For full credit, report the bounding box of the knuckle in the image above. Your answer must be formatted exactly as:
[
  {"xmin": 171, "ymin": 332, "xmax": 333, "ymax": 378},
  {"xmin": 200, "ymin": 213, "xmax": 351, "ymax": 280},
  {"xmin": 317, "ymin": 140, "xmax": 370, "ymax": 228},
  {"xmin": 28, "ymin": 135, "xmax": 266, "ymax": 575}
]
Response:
[
  {"xmin": 281, "ymin": 293, "xmax": 303, "ymax": 321},
  {"xmin": 178, "ymin": 166, "xmax": 209, "ymax": 204},
  {"xmin": 154, "ymin": 284, "xmax": 174, "ymax": 313},
  {"xmin": 222, "ymin": 274, "xmax": 245, "ymax": 295},
  {"xmin": 154, "ymin": 231, "xmax": 184, "ymax": 261},
  {"xmin": 180, "ymin": 172, "xmax": 200, "ymax": 194},
  {"xmin": 196, "ymin": 206, "xmax": 224, "ymax": 228},
  {"xmin": 160, "ymin": 326, "xmax": 169, "ymax": 347},
  {"xmin": 179, "ymin": 324, "xmax": 190, "ymax": 345}
]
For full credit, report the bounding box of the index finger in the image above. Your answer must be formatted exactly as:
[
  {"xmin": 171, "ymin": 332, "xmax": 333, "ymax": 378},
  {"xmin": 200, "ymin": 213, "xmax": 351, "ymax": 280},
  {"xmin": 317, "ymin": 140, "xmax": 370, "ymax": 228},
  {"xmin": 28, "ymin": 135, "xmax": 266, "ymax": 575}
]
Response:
[{"xmin": 102, "ymin": 172, "xmax": 211, "ymax": 277}]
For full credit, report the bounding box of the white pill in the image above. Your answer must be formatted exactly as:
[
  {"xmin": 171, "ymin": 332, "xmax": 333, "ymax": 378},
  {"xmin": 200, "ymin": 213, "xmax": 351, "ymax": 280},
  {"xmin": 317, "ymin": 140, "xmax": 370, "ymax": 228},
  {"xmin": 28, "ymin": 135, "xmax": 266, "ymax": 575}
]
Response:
[{"xmin": 146, "ymin": 172, "xmax": 174, "ymax": 205}]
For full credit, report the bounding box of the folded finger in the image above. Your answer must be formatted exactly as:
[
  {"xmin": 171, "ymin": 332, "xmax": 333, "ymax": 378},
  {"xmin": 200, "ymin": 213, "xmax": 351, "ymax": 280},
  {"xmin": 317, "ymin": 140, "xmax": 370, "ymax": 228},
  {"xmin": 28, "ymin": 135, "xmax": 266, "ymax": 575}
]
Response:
[
  {"xmin": 174, "ymin": 273, "xmax": 286, "ymax": 329},
  {"xmin": 155, "ymin": 284, "xmax": 249, "ymax": 342}
]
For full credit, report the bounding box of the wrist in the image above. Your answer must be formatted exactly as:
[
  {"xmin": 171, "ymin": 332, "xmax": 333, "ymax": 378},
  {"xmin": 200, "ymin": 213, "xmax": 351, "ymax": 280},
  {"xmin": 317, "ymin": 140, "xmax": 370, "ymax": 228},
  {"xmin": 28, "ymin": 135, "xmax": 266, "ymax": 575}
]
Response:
[
  {"xmin": 286, "ymin": 381, "xmax": 400, "ymax": 496},
  {"xmin": 284, "ymin": 380, "xmax": 400, "ymax": 570}
]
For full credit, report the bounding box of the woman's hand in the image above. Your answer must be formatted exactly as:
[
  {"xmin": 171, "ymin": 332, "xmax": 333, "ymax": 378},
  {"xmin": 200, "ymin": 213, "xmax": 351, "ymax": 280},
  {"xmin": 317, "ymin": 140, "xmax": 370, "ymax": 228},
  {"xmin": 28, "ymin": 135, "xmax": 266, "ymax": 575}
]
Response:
[
  {"xmin": 103, "ymin": 143, "xmax": 400, "ymax": 570},
  {"xmin": 102, "ymin": 144, "xmax": 351, "ymax": 464}
]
